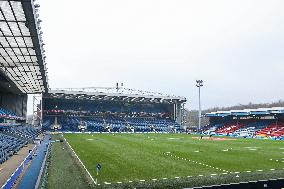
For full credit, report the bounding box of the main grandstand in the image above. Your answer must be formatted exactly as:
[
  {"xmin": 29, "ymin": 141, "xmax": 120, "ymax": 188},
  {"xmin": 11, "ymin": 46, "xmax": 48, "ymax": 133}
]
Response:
[
  {"xmin": 42, "ymin": 87, "xmax": 187, "ymax": 133},
  {"xmin": 203, "ymin": 107, "xmax": 284, "ymax": 140},
  {"xmin": 0, "ymin": 0, "xmax": 47, "ymax": 188}
]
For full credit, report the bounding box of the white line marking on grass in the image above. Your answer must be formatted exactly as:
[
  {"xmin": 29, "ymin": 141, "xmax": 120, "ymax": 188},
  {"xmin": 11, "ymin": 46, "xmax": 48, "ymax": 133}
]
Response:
[
  {"xmin": 162, "ymin": 178, "xmax": 168, "ymax": 180},
  {"xmin": 187, "ymin": 176, "xmax": 192, "ymax": 178},
  {"xmin": 64, "ymin": 138, "xmax": 97, "ymax": 185},
  {"xmin": 198, "ymin": 175, "xmax": 203, "ymax": 177},
  {"xmin": 222, "ymin": 173, "xmax": 227, "ymax": 175},
  {"xmin": 128, "ymin": 181, "xmax": 133, "ymax": 183},
  {"xmin": 246, "ymin": 171, "xmax": 251, "ymax": 173},
  {"xmin": 152, "ymin": 179, "xmax": 157, "ymax": 181},
  {"xmin": 104, "ymin": 182, "xmax": 111, "ymax": 185},
  {"xmin": 175, "ymin": 177, "xmax": 180, "ymax": 179},
  {"xmin": 257, "ymin": 170, "xmax": 263, "ymax": 172},
  {"xmin": 117, "ymin": 182, "xmax": 122, "ymax": 184},
  {"xmin": 139, "ymin": 180, "xmax": 145, "ymax": 182},
  {"xmin": 164, "ymin": 152, "xmax": 231, "ymax": 173},
  {"xmin": 211, "ymin": 174, "xmax": 217, "ymax": 176}
]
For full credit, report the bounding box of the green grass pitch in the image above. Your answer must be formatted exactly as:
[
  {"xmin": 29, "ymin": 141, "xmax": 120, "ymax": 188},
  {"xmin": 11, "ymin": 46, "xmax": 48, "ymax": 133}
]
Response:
[{"xmin": 64, "ymin": 133, "xmax": 284, "ymax": 187}]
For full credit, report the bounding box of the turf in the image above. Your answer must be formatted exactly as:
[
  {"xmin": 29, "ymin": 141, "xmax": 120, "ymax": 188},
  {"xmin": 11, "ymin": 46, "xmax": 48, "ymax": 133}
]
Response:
[{"xmin": 64, "ymin": 133, "xmax": 284, "ymax": 188}]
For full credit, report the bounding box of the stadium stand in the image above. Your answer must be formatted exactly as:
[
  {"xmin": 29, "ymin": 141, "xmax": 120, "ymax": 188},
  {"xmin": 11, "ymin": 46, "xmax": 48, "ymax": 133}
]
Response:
[
  {"xmin": 0, "ymin": 125, "xmax": 41, "ymax": 165},
  {"xmin": 0, "ymin": 134, "xmax": 27, "ymax": 164},
  {"xmin": 205, "ymin": 108, "xmax": 284, "ymax": 139},
  {"xmin": 256, "ymin": 123, "xmax": 284, "ymax": 137},
  {"xmin": 0, "ymin": 107, "xmax": 24, "ymax": 120},
  {"xmin": 215, "ymin": 124, "xmax": 245, "ymax": 135},
  {"xmin": 42, "ymin": 88, "xmax": 186, "ymax": 132},
  {"xmin": 3, "ymin": 125, "xmax": 41, "ymax": 141}
]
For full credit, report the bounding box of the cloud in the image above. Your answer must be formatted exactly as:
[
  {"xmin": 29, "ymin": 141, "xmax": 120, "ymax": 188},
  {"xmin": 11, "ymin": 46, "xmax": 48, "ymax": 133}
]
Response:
[{"xmin": 36, "ymin": 0, "xmax": 284, "ymax": 110}]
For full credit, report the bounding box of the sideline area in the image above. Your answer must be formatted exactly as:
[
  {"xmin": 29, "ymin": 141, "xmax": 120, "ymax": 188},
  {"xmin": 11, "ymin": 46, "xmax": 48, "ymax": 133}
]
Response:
[
  {"xmin": 45, "ymin": 134, "xmax": 91, "ymax": 189},
  {"xmin": 16, "ymin": 134, "xmax": 50, "ymax": 189}
]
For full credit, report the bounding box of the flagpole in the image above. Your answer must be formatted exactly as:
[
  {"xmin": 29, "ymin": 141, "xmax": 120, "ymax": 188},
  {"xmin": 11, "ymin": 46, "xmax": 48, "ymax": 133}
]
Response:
[{"xmin": 96, "ymin": 169, "xmax": 98, "ymax": 184}]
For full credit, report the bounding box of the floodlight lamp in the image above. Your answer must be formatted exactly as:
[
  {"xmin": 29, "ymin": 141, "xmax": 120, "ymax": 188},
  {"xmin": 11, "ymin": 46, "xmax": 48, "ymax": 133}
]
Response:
[{"xmin": 34, "ymin": 4, "xmax": 40, "ymax": 8}]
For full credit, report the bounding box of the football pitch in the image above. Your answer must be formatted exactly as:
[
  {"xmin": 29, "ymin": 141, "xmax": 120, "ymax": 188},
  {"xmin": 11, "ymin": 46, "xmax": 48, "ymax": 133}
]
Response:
[{"xmin": 64, "ymin": 133, "xmax": 284, "ymax": 188}]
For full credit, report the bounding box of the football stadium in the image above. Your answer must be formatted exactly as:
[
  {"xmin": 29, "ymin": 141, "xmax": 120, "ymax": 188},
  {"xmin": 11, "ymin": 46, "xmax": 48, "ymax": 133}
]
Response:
[{"xmin": 0, "ymin": 0, "xmax": 284, "ymax": 189}]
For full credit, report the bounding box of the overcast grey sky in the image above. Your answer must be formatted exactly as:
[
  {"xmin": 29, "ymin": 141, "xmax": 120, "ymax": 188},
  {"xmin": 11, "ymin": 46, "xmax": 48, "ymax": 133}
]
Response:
[{"xmin": 35, "ymin": 0, "xmax": 284, "ymax": 110}]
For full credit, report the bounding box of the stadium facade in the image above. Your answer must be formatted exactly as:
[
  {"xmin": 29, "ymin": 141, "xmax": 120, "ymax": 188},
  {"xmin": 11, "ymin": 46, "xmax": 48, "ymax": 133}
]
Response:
[{"xmin": 42, "ymin": 88, "xmax": 187, "ymax": 132}]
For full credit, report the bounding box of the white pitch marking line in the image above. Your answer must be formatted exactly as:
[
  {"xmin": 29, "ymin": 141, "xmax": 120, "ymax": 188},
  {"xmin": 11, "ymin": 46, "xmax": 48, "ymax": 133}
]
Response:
[
  {"xmin": 117, "ymin": 182, "xmax": 122, "ymax": 184},
  {"xmin": 246, "ymin": 171, "xmax": 251, "ymax": 173},
  {"xmin": 162, "ymin": 178, "xmax": 168, "ymax": 180},
  {"xmin": 128, "ymin": 181, "xmax": 133, "ymax": 183},
  {"xmin": 222, "ymin": 173, "xmax": 228, "ymax": 175},
  {"xmin": 270, "ymin": 169, "xmax": 275, "ymax": 171},
  {"xmin": 164, "ymin": 152, "xmax": 230, "ymax": 173},
  {"xmin": 198, "ymin": 175, "xmax": 203, "ymax": 177},
  {"xmin": 175, "ymin": 177, "xmax": 180, "ymax": 179},
  {"xmin": 211, "ymin": 174, "xmax": 217, "ymax": 176},
  {"xmin": 187, "ymin": 176, "xmax": 192, "ymax": 178},
  {"xmin": 139, "ymin": 180, "xmax": 145, "ymax": 182},
  {"xmin": 152, "ymin": 179, "xmax": 157, "ymax": 181},
  {"xmin": 257, "ymin": 170, "xmax": 263, "ymax": 172},
  {"xmin": 104, "ymin": 182, "xmax": 111, "ymax": 185},
  {"xmin": 235, "ymin": 172, "xmax": 240, "ymax": 174}
]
